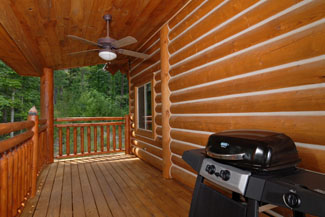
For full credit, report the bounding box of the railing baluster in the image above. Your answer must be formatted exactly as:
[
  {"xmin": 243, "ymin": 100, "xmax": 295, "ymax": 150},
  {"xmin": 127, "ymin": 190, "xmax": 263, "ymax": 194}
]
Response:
[
  {"xmin": 118, "ymin": 125, "xmax": 122, "ymax": 150},
  {"xmin": 0, "ymin": 154, "xmax": 8, "ymax": 217},
  {"xmin": 54, "ymin": 116, "xmax": 131, "ymax": 158},
  {"xmin": 0, "ymin": 107, "xmax": 46, "ymax": 216},
  {"xmin": 23, "ymin": 144, "xmax": 27, "ymax": 198},
  {"xmin": 80, "ymin": 127, "xmax": 84, "ymax": 154},
  {"xmin": 87, "ymin": 126, "xmax": 91, "ymax": 153},
  {"xmin": 18, "ymin": 146, "xmax": 23, "ymax": 208},
  {"xmin": 113, "ymin": 126, "xmax": 116, "ymax": 151},
  {"xmin": 101, "ymin": 126, "xmax": 104, "ymax": 152},
  {"xmin": 30, "ymin": 140, "xmax": 33, "ymax": 190},
  {"xmin": 13, "ymin": 150, "xmax": 18, "ymax": 217},
  {"xmin": 27, "ymin": 143, "xmax": 30, "ymax": 194},
  {"xmin": 66, "ymin": 127, "xmax": 70, "ymax": 156},
  {"xmin": 94, "ymin": 126, "xmax": 97, "ymax": 153},
  {"xmin": 107, "ymin": 126, "xmax": 110, "ymax": 151},
  {"xmin": 7, "ymin": 152, "xmax": 14, "ymax": 215},
  {"xmin": 59, "ymin": 128, "xmax": 62, "ymax": 156},
  {"xmin": 21, "ymin": 145, "xmax": 25, "ymax": 203},
  {"xmin": 73, "ymin": 127, "xmax": 77, "ymax": 155}
]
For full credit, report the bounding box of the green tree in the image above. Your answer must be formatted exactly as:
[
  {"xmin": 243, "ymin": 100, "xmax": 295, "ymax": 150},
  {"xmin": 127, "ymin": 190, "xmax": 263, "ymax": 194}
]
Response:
[
  {"xmin": 54, "ymin": 64, "xmax": 129, "ymax": 118},
  {"xmin": 0, "ymin": 61, "xmax": 40, "ymax": 123}
]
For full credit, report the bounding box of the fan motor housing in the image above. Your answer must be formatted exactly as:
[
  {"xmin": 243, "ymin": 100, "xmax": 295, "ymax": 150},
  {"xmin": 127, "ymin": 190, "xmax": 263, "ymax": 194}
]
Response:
[{"xmin": 98, "ymin": 37, "xmax": 116, "ymax": 48}]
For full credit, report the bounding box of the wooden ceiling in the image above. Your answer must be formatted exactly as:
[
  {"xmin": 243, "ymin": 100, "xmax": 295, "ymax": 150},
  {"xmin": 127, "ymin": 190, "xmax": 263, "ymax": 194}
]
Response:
[{"xmin": 0, "ymin": 0, "xmax": 188, "ymax": 76}]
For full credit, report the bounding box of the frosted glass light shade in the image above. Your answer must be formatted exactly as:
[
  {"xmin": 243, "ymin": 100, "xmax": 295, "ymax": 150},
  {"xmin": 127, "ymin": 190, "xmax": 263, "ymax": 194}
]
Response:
[{"xmin": 99, "ymin": 50, "xmax": 117, "ymax": 61}]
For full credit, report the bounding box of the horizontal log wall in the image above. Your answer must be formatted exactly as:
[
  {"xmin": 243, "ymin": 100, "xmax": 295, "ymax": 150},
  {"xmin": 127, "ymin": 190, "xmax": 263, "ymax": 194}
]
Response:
[
  {"xmin": 129, "ymin": 30, "xmax": 163, "ymax": 170},
  {"xmin": 164, "ymin": 0, "xmax": 325, "ymax": 188},
  {"xmin": 129, "ymin": 0, "xmax": 325, "ymax": 190}
]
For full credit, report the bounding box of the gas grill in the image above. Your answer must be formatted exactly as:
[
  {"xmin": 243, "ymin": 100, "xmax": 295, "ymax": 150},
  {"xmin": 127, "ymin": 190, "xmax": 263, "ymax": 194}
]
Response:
[{"xmin": 183, "ymin": 130, "xmax": 325, "ymax": 217}]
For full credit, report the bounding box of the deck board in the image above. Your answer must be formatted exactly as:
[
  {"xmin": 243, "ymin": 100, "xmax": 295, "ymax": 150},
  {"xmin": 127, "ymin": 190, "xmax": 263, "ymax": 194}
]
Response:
[
  {"xmin": 33, "ymin": 163, "xmax": 58, "ymax": 217},
  {"xmin": 21, "ymin": 164, "xmax": 51, "ymax": 217},
  {"xmin": 71, "ymin": 160, "xmax": 86, "ymax": 217},
  {"xmin": 47, "ymin": 162, "xmax": 64, "ymax": 217},
  {"xmin": 121, "ymin": 159, "xmax": 189, "ymax": 217},
  {"xmin": 22, "ymin": 154, "xmax": 191, "ymax": 217},
  {"xmin": 78, "ymin": 162, "xmax": 100, "ymax": 217},
  {"xmin": 60, "ymin": 161, "xmax": 72, "ymax": 217}
]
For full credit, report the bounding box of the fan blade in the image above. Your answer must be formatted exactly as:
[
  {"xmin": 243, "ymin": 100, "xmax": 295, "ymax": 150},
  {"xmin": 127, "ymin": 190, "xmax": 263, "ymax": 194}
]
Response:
[
  {"xmin": 68, "ymin": 49, "xmax": 100, "ymax": 55},
  {"xmin": 67, "ymin": 35, "xmax": 101, "ymax": 47},
  {"xmin": 111, "ymin": 36, "xmax": 137, "ymax": 48},
  {"xmin": 118, "ymin": 49, "xmax": 149, "ymax": 59}
]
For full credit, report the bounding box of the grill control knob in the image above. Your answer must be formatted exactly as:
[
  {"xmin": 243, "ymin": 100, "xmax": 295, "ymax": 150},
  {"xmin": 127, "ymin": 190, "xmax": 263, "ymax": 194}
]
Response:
[
  {"xmin": 205, "ymin": 164, "xmax": 216, "ymax": 175},
  {"xmin": 283, "ymin": 192, "xmax": 301, "ymax": 209},
  {"xmin": 220, "ymin": 170, "xmax": 230, "ymax": 181}
]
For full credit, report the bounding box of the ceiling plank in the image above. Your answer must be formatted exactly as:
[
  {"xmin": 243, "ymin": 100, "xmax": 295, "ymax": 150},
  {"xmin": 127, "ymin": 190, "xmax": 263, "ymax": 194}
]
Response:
[
  {"xmin": 0, "ymin": 0, "xmax": 190, "ymax": 74},
  {"xmin": 0, "ymin": 23, "xmax": 37, "ymax": 76},
  {"xmin": 0, "ymin": 1, "xmax": 45, "ymax": 75}
]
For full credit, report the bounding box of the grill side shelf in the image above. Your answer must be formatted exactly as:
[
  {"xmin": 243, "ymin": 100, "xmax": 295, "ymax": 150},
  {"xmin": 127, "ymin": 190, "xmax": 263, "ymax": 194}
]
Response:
[{"xmin": 182, "ymin": 149, "xmax": 206, "ymax": 173}]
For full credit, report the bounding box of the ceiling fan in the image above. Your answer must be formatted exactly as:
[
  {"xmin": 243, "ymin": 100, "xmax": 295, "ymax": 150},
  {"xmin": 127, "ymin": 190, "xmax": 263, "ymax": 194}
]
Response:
[{"xmin": 67, "ymin": 14, "xmax": 149, "ymax": 61}]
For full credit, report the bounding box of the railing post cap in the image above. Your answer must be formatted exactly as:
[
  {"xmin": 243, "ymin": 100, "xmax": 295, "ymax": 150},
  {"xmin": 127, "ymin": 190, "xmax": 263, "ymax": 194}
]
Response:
[{"xmin": 28, "ymin": 106, "xmax": 38, "ymax": 115}]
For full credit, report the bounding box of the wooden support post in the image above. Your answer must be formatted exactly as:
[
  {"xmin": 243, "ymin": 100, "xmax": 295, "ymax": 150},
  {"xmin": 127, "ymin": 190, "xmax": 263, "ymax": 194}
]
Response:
[
  {"xmin": 40, "ymin": 67, "xmax": 54, "ymax": 163},
  {"xmin": 28, "ymin": 106, "xmax": 38, "ymax": 197},
  {"xmin": 124, "ymin": 115, "xmax": 130, "ymax": 154},
  {"xmin": 160, "ymin": 24, "xmax": 172, "ymax": 179}
]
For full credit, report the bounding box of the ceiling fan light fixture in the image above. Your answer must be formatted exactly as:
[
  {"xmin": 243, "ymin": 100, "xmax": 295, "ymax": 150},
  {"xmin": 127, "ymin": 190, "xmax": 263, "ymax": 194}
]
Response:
[{"xmin": 99, "ymin": 49, "xmax": 117, "ymax": 61}]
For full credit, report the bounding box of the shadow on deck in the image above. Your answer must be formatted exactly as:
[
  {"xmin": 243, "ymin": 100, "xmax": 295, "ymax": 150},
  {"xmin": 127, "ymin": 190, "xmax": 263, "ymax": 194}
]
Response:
[{"xmin": 21, "ymin": 154, "xmax": 192, "ymax": 217}]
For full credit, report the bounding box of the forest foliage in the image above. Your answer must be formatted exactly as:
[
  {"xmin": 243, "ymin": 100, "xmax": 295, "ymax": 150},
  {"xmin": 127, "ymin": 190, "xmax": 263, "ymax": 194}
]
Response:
[
  {"xmin": 0, "ymin": 61, "xmax": 40, "ymax": 123},
  {"xmin": 0, "ymin": 60, "xmax": 129, "ymax": 124},
  {"xmin": 54, "ymin": 65, "xmax": 129, "ymax": 118}
]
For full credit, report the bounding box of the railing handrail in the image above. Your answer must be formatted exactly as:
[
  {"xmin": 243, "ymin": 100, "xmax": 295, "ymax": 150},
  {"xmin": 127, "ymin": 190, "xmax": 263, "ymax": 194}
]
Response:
[
  {"xmin": 0, "ymin": 120, "xmax": 34, "ymax": 136},
  {"xmin": 55, "ymin": 121, "xmax": 124, "ymax": 128},
  {"xmin": 0, "ymin": 131, "xmax": 34, "ymax": 153},
  {"xmin": 55, "ymin": 116, "xmax": 125, "ymax": 122}
]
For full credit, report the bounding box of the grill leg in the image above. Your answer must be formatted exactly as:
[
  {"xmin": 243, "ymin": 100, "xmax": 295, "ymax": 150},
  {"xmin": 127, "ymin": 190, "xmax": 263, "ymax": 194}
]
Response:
[
  {"xmin": 293, "ymin": 211, "xmax": 305, "ymax": 217},
  {"xmin": 247, "ymin": 199, "xmax": 259, "ymax": 217},
  {"xmin": 189, "ymin": 175, "xmax": 204, "ymax": 217}
]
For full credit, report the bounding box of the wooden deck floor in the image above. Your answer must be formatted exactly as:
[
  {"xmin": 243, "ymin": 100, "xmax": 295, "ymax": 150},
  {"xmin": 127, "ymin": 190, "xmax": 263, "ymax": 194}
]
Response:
[{"xmin": 22, "ymin": 154, "xmax": 192, "ymax": 217}]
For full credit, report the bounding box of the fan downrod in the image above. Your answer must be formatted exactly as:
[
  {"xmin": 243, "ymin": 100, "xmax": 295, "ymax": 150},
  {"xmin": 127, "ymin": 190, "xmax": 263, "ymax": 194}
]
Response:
[{"xmin": 103, "ymin": 14, "xmax": 112, "ymax": 22}]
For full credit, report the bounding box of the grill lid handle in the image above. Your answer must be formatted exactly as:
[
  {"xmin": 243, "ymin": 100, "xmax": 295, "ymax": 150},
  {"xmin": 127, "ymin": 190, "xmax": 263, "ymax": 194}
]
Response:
[{"xmin": 206, "ymin": 149, "xmax": 245, "ymax": 160}]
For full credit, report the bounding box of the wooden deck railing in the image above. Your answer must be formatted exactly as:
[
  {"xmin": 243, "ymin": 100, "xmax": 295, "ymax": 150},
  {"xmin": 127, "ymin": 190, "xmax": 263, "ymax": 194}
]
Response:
[
  {"xmin": 54, "ymin": 115, "xmax": 130, "ymax": 159},
  {"xmin": 0, "ymin": 107, "xmax": 48, "ymax": 216}
]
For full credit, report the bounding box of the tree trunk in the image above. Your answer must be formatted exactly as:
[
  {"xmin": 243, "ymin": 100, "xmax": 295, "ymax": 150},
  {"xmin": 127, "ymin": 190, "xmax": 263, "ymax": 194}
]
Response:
[
  {"xmin": 2, "ymin": 108, "xmax": 7, "ymax": 123},
  {"xmin": 111, "ymin": 75, "xmax": 115, "ymax": 98},
  {"xmin": 10, "ymin": 90, "xmax": 15, "ymax": 137},
  {"xmin": 81, "ymin": 68, "xmax": 84, "ymax": 90},
  {"xmin": 120, "ymin": 75, "xmax": 124, "ymax": 108},
  {"xmin": 121, "ymin": 75, "xmax": 124, "ymax": 95},
  {"xmin": 54, "ymin": 86, "xmax": 57, "ymax": 105}
]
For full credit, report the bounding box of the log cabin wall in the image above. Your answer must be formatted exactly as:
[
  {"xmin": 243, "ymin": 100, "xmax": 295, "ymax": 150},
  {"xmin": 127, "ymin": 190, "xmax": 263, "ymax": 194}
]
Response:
[
  {"xmin": 130, "ymin": 0, "xmax": 325, "ymax": 188},
  {"xmin": 129, "ymin": 31, "xmax": 164, "ymax": 170}
]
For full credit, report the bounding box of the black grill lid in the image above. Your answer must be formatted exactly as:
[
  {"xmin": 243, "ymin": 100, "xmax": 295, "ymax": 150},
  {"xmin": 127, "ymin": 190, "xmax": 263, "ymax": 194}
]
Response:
[{"xmin": 205, "ymin": 129, "xmax": 301, "ymax": 171}]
